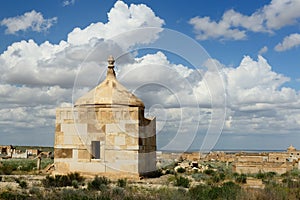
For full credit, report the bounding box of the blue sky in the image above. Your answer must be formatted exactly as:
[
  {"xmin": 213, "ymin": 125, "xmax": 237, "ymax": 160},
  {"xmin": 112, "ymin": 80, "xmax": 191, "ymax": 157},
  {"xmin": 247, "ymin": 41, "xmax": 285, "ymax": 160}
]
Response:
[{"xmin": 0, "ymin": 0, "xmax": 300, "ymax": 151}]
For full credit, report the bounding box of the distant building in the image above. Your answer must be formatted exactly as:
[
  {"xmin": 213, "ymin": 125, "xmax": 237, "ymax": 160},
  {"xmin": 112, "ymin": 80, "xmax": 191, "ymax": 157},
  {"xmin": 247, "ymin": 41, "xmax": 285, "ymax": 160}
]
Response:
[
  {"xmin": 54, "ymin": 56, "xmax": 156, "ymax": 178},
  {"xmin": 27, "ymin": 149, "xmax": 41, "ymax": 156},
  {"xmin": 286, "ymin": 144, "xmax": 300, "ymax": 162},
  {"xmin": 203, "ymin": 151, "xmax": 236, "ymax": 162},
  {"xmin": 0, "ymin": 145, "xmax": 15, "ymax": 157},
  {"xmin": 233, "ymin": 145, "xmax": 299, "ymax": 174}
]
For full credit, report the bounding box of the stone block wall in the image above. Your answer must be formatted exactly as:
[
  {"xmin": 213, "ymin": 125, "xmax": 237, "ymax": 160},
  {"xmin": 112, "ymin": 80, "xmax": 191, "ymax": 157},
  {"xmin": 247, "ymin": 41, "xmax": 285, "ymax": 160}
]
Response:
[
  {"xmin": 54, "ymin": 106, "xmax": 156, "ymax": 177},
  {"xmin": 236, "ymin": 155, "xmax": 268, "ymax": 162},
  {"xmin": 268, "ymin": 152, "xmax": 289, "ymax": 162},
  {"xmin": 233, "ymin": 162, "xmax": 292, "ymax": 175}
]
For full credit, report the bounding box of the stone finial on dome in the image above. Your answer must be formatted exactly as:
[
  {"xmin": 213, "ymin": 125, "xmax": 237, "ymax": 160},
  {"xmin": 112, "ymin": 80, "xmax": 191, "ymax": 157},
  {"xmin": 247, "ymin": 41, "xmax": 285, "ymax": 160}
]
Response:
[
  {"xmin": 74, "ymin": 55, "xmax": 144, "ymax": 107},
  {"xmin": 107, "ymin": 55, "xmax": 116, "ymax": 78},
  {"xmin": 108, "ymin": 55, "xmax": 115, "ymax": 68},
  {"xmin": 287, "ymin": 144, "xmax": 296, "ymax": 152}
]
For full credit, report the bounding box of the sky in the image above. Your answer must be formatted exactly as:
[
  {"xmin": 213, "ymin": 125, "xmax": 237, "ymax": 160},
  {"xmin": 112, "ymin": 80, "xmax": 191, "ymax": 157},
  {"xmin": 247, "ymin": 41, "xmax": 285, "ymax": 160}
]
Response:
[{"xmin": 0, "ymin": 0, "xmax": 300, "ymax": 151}]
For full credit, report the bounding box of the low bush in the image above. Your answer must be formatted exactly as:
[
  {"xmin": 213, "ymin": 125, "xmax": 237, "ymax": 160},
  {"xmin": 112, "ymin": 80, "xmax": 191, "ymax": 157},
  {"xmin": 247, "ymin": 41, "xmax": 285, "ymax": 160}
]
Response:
[
  {"xmin": 42, "ymin": 172, "xmax": 85, "ymax": 188},
  {"xmin": 88, "ymin": 176, "xmax": 110, "ymax": 190},
  {"xmin": 203, "ymin": 169, "xmax": 215, "ymax": 176},
  {"xmin": 189, "ymin": 181, "xmax": 241, "ymax": 200},
  {"xmin": 220, "ymin": 181, "xmax": 241, "ymax": 200},
  {"xmin": 235, "ymin": 173, "xmax": 247, "ymax": 183},
  {"xmin": 0, "ymin": 158, "xmax": 53, "ymax": 175},
  {"xmin": 0, "ymin": 191, "xmax": 29, "ymax": 200},
  {"xmin": 174, "ymin": 176, "xmax": 190, "ymax": 188},
  {"xmin": 176, "ymin": 167, "xmax": 186, "ymax": 173},
  {"xmin": 0, "ymin": 165, "xmax": 13, "ymax": 175},
  {"xmin": 19, "ymin": 180, "xmax": 28, "ymax": 189},
  {"xmin": 164, "ymin": 169, "xmax": 174, "ymax": 175},
  {"xmin": 29, "ymin": 187, "xmax": 41, "ymax": 196},
  {"xmin": 117, "ymin": 178, "xmax": 127, "ymax": 188},
  {"xmin": 189, "ymin": 185, "xmax": 211, "ymax": 200},
  {"xmin": 112, "ymin": 186, "xmax": 124, "ymax": 196},
  {"xmin": 193, "ymin": 173, "xmax": 207, "ymax": 182},
  {"xmin": 72, "ymin": 180, "xmax": 79, "ymax": 189}
]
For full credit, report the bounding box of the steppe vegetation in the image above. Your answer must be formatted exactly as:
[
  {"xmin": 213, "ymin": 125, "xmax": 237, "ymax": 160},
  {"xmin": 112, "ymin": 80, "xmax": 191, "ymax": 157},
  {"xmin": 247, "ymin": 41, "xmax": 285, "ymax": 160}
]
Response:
[
  {"xmin": 1, "ymin": 159, "xmax": 300, "ymax": 199},
  {"xmin": 0, "ymin": 158, "xmax": 53, "ymax": 175}
]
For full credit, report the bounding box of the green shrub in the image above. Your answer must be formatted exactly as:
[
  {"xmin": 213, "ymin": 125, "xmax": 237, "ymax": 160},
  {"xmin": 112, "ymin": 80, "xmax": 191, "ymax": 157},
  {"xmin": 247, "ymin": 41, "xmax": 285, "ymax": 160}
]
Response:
[
  {"xmin": 282, "ymin": 178, "xmax": 300, "ymax": 188},
  {"xmin": 192, "ymin": 173, "xmax": 205, "ymax": 182},
  {"xmin": 189, "ymin": 185, "xmax": 211, "ymax": 200},
  {"xmin": 59, "ymin": 188, "xmax": 106, "ymax": 200},
  {"xmin": 256, "ymin": 171, "xmax": 265, "ymax": 179},
  {"xmin": 19, "ymin": 180, "xmax": 28, "ymax": 189},
  {"xmin": 0, "ymin": 159, "xmax": 54, "ymax": 175},
  {"xmin": 174, "ymin": 176, "xmax": 190, "ymax": 188},
  {"xmin": 212, "ymin": 174, "xmax": 220, "ymax": 183},
  {"xmin": 220, "ymin": 181, "xmax": 241, "ymax": 200},
  {"xmin": 29, "ymin": 187, "xmax": 41, "ymax": 196},
  {"xmin": 88, "ymin": 176, "xmax": 110, "ymax": 190},
  {"xmin": 42, "ymin": 172, "xmax": 85, "ymax": 187},
  {"xmin": 15, "ymin": 178, "xmax": 28, "ymax": 189},
  {"xmin": 208, "ymin": 186, "xmax": 222, "ymax": 199},
  {"xmin": 147, "ymin": 187, "xmax": 187, "ymax": 200},
  {"xmin": 177, "ymin": 167, "xmax": 186, "ymax": 173},
  {"xmin": 189, "ymin": 182, "xmax": 241, "ymax": 200},
  {"xmin": 165, "ymin": 169, "xmax": 174, "ymax": 175},
  {"xmin": 117, "ymin": 178, "xmax": 127, "ymax": 188},
  {"xmin": 72, "ymin": 180, "xmax": 79, "ymax": 189},
  {"xmin": 290, "ymin": 169, "xmax": 300, "ymax": 177},
  {"xmin": 0, "ymin": 191, "xmax": 29, "ymax": 200},
  {"xmin": 204, "ymin": 169, "xmax": 215, "ymax": 176},
  {"xmin": 112, "ymin": 186, "xmax": 124, "ymax": 196},
  {"xmin": 235, "ymin": 173, "xmax": 247, "ymax": 184},
  {"xmin": 219, "ymin": 172, "xmax": 226, "ymax": 181},
  {"xmin": 42, "ymin": 175, "xmax": 55, "ymax": 187},
  {"xmin": 67, "ymin": 172, "xmax": 84, "ymax": 183},
  {"xmin": 0, "ymin": 165, "xmax": 13, "ymax": 175}
]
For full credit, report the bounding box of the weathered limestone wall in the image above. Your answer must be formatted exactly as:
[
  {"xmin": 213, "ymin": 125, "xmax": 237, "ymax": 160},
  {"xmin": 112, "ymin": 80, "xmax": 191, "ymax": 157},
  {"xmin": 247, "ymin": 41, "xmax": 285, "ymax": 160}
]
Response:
[
  {"xmin": 0, "ymin": 145, "xmax": 15, "ymax": 155},
  {"xmin": 234, "ymin": 162, "xmax": 291, "ymax": 174},
  {"xmin": 268, "ymin": 152, "xmax": 289, "ymax": 162},
  {"xmin": 236, "ymin": 155, "xmax": 268, "ymax": 162},
  {"xmin": 138, "ymin": 116, "xmax": 156, "ymax": 174},
  {"xmin": 287, "ymin": 150, "xmax": 300, "ymax": 161},
  {"xmin": 54, "ymin": 106, "xmax": 156, "ymax": 177}
]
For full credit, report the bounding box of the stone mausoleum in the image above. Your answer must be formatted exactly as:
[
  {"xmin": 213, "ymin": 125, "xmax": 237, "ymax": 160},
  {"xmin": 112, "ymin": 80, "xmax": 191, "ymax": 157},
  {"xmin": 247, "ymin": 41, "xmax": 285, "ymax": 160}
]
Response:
[{"xmin": 54, "ymin": 56, "xmax": 156, "ymax": 178}]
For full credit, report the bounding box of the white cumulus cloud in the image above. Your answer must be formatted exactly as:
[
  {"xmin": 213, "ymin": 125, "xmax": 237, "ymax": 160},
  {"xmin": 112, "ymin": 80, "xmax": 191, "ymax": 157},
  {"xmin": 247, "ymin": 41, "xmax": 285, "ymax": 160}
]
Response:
[
  {"xmin": 189, "ymin": 0, "xmax": 300, "ymax": 40},
  {"xmin": 0, "ymin": 1, "xmax": 165, "ymax": 146},
  {"xmin": 1, "ymin": 10, "xmax": 57, "ymax": 34},
  {"xmin": 67, "ymin": 1, "xmax": 164, "ymax": 47},
  {"xmin": 275, "ymin": 33, "xmax": 300, "ymax": 51},
  {"xmin": 263, "ymin": 0, "xmax": 300, "ymax": 30},
  {"xmin": 115, "ymin": 52, "xmax": 300, "ymax": 150},
  {"xmin": 258, "ymin": 46, "xmax": 268, "ymax": 55},
  {"xmin": 63, "ymin": 0, "xmax": 75, "ymax": 7},
  {"xmin": 0, "ymin": 1, "xmax": 299, "ymax": 149},
  {"xmin": 189, "ymin": 14, "xmax": 247, "ymax": 40}
]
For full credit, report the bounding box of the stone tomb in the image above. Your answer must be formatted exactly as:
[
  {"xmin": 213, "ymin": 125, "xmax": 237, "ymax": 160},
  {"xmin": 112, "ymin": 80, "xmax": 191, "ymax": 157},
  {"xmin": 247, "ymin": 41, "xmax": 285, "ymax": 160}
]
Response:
[{"xmin": 54, "ymin": 56, "xmax": 156, "ymax": 178}]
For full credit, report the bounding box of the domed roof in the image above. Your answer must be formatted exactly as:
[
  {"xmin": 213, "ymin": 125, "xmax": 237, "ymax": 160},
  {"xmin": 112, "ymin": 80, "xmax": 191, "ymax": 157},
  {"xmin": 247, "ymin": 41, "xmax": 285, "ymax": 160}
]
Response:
[
  {"xmin": 287, "ymin": 145, "xmax": 296, "ymax": 151},
  {"xmin": 75, "ymin": 56, "xmax": 144, "ymax": 108},
  {"xmin": 287, "ymin": 144, "xmax": 296, "ymax": 151}
]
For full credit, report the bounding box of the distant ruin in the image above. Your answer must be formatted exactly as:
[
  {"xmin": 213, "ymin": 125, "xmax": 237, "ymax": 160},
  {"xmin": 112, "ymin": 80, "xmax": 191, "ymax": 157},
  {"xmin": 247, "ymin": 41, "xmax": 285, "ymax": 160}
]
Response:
[
  {"xmin": 0, "ymin": 145, "xmax": 14, "ymax": 158},
  {"xmin": 155, "ymin": 145, "xmax": 300, "ymax": 175},
  {"xmin": 233, "ymin": 145, "xmax": 300, "ymax": 174},
  {"xmin": 0, "ymin": 145, "xmax": 51, "ymax": 159}
]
